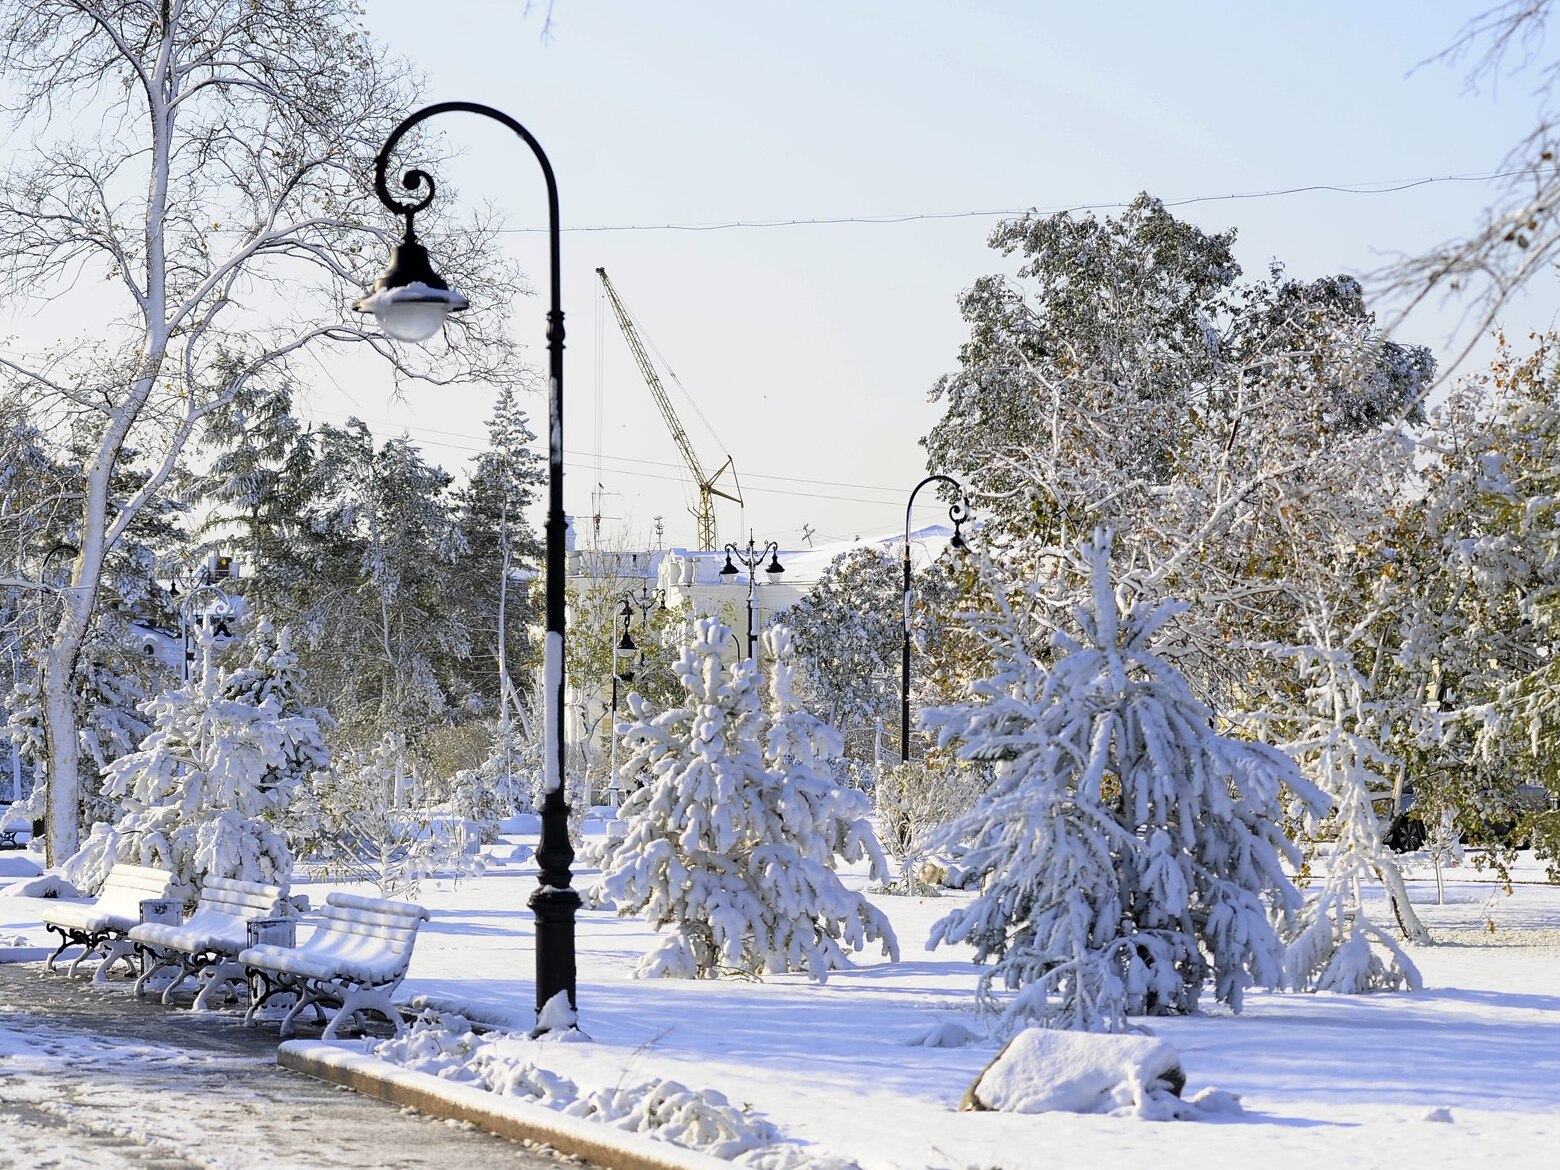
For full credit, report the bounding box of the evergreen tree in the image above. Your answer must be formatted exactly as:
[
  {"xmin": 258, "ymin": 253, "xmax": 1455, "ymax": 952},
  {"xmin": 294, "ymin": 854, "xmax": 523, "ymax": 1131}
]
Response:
[
  {"xmin": 220, "ymin": 617, "xmax": 332, "ymax": 803},
  {"xmin": 60, "ymin": 630, "xmax": 310, "ymax": 903},
  {"xmin": 599, "ymin": 617, "xmax": 898, "ymax": 980},
  {"xmin": 266, "ymin": 420, "xmax": 470, "ymax": 750},
  {"xmin": 925, "ymin": 533, "xmax": 1323, "ymax": 1034},
  {"xmin": 450, "ymin": 385, "xmax": 544, "ymax": 720}
]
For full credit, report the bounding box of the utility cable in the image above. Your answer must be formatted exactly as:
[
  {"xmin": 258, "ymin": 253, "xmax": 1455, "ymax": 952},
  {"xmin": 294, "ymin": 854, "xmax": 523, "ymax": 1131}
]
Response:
[{"xmin": 491, "ymin": 165, "xmax": 1560, "ymax": 234}]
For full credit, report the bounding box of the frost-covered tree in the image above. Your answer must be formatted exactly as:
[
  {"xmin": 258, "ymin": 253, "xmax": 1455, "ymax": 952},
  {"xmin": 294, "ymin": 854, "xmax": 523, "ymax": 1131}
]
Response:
[
  {"xmin": 1387, "ymin": 335, "xmax": 1560, "ymax": 876},
  {"xmin": 452, "ymin": 385, "xmax": 544, "ymax": 722},
  {"xmin": 925, "ymin": 534, "xmax": 1324, "ymax": 1034},
  {"xmin": 782, "ymin": 547, "xmax": 901, "ymax": 756},
  {"xmin": 921, "ymin": 196, "xmax": 1434, "ymax": 744},
  {"xmin": 60, "ymin": 631, "xmax": 308, "ymax": 903},
  {"xmin": 925, "ymin": 196, "xmax": 1430, "ymax": 548},
  {"xmin": 0, "ymin": 0, "xmax": 517, "ymax": 861},
  {"xmin": 296, "ymin": 732, "xmax": 482, "ymax": 898},
  {"xmin": 1279, "ymin": 611, "xmax": 1425, "ymax": 994},
  {"xmin": 278, "ymin": 421, "xmax": 473, "ymax": 748},
  {"xmin": 599, "ymin": 618, "xmax": 897, "ymax": 980}
]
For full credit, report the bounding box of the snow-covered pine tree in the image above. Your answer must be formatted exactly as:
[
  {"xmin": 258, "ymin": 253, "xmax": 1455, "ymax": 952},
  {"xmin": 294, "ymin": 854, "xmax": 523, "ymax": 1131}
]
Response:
[
  {"xmin": 60, "ymin": 629, "xmax": 299, "ymax": 904},
  {"xmin": 599, "ymin": 617, "xmax": 898, "ymax": 980},
  {"xmin": 925, "ymin": 532, "xmax": 1324, "ymax": 1034},
  {"xmin": 761, "ymin": 624, "xmax": 898, "ymax": 966},
  {"xmin": 220, "ymin": 617, "xmax": 332, "ymax": 786}
]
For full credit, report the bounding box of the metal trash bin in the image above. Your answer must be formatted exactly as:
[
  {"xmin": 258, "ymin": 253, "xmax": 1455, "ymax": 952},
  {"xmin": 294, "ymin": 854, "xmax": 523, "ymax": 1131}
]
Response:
[
  {"xmin": 246, "ymin": 917, "xmax": 296, "ymax": 949},
  {"xmin": 139, "ymin": 898, "xmax": 181, "ymax": 925}
]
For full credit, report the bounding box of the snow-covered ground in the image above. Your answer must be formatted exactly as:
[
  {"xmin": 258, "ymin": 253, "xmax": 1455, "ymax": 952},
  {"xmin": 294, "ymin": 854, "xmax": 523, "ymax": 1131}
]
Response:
[{"xmin": 3, "ymin": 828, "xmax": 1558, "ymax": 1170}]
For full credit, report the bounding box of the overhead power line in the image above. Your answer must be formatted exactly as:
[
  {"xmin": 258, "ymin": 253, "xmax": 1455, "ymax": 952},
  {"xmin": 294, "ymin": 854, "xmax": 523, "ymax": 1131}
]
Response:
[
  {"xmin": 492, "ymin": 165, "xmax": 1560, "ymax": 234},
  {"xmin": 289, "ymin": 403, "xmax": 909, "ymax": 510}
]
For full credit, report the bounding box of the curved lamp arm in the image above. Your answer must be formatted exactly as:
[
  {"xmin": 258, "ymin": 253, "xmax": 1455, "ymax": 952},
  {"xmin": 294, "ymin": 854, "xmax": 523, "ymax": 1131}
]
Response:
[{"xmin": 901, "ymin": 475, "xmax": 972, "ymax": 764}]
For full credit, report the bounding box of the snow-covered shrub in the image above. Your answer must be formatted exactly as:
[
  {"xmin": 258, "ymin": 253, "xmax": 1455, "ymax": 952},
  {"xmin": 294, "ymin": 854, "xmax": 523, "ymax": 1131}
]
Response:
[
  {"xmin": 297, "ymin": 733, "xmax": 482, "ymax": 898},
  {"xmin": 597, "ymin": 617, "xmax": 898, "ymax": 980},
  {"xmin": 874, "ymin": 758, "xmax": 982, "ymax": 888},
  {"xmin": 925, "ymin": 532, "xmax": 1324, "ymax": 1034},
  {"xmin": 1282, "ymin": 630, "xmax": 1423, "ymax": 992}
]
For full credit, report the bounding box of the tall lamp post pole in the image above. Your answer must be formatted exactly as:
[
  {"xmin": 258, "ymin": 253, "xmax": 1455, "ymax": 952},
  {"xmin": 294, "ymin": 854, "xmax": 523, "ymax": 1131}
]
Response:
[
  {"xmin": 351, "ymin": 102, "xmax": 580, "ymax": 1027},
  {"xmin": 720, "ymin": 534, "xmax": 784, "ymax": 661},
  {"xmin": 606, "ymin": 601, "xmax": 635, "ymax": 810},
  {"xmin": 901, "ymin": 477, "xmax": 971, "ymax": 764}
]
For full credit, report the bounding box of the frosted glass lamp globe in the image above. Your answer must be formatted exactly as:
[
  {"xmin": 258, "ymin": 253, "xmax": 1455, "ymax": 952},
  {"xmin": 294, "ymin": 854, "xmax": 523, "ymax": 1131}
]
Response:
[{"xmin": 352, "ymin": 237, "xmax": 469, "ymax": 343}]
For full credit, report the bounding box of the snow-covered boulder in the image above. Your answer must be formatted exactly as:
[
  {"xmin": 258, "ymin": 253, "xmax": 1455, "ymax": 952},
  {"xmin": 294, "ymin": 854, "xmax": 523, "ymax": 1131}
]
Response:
[
  {"xmin": 961, "ymin": 1028, "xmax": 1184, "ymax": 1115},
  {"xmin": 0, "ymin": 854, "xmax": 44, "ymax": 880},
  {"xmin": 0, "ymin": 871, "xmax": 81, "ymax": 899}
]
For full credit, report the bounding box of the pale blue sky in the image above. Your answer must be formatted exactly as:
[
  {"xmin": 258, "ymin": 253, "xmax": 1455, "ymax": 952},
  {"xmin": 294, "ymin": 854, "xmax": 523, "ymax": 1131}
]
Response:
[{"xmin": 78, "ymin": 4, "xmax": 1560, "ymax": 549}]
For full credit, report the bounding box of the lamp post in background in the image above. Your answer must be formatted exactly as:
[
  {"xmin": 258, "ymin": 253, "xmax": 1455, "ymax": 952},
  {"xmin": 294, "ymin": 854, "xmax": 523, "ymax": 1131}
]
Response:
[
  {"xmin": 606, "ymin": 600, "xmax": 636, "ymax": 810},
  {"xmin": 720, "ymin": 534, "xmax": 784, "ymax": 661},
  {"xmin": 352, "ymin": 102, "xmax": 580, "ymax": 1026},
  {"xmin": 901, "ymin": 477, "xmax": 971, "ymax": 764},
  {"xmin": 178, "ymin": 583, "xmax": 231, "ymax": 684}
]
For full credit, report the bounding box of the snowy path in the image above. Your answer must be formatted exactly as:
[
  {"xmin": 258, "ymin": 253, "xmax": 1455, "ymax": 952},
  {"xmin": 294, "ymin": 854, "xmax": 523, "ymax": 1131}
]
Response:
[{"xmin": 0, "ymin": 963, "xmax": 572, "ymax": 1170}]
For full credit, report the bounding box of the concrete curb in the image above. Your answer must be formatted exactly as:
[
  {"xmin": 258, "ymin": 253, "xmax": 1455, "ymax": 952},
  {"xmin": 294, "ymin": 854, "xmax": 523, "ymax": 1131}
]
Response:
[{"xmin": 278, "ymin": 1041, "xmax": 736, "ymax": 1170}]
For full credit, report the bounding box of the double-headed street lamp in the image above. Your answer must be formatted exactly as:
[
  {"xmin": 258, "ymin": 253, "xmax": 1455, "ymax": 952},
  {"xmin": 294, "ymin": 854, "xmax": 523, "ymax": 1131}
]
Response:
[
  {"xmin": 352, "ymin": 102, "xmax": 579, "ymax": 1027},
  {"xmin": 901, "ymin": 476, "xmax": 971, "ymax": 764},
  {"xmin": 720, "ymin": 534, "xmax": 784, "ymax": 661}
]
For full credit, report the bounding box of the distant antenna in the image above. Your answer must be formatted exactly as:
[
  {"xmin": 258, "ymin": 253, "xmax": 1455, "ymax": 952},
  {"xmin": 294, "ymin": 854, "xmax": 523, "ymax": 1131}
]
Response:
[{"xmin": 801, "ymin": 524, "xmax": 816, "ymax": 547}]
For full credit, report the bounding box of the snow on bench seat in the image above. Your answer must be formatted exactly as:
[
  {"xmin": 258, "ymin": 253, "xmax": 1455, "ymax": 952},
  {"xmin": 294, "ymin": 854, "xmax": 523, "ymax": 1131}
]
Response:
[
  {"xmin": 128, "ymin": 876, "xmax": 285, "ymax": 1007},
  {"xmin": 41, "ymin": 863, "xmax": 176, "ymax": 980},
  {"xmin": 240, "ymin": 891, "xmax": 428, "ymax": 1040}
]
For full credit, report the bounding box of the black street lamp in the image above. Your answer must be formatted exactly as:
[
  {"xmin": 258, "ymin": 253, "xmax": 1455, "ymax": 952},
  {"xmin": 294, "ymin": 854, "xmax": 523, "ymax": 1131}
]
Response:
[
  {"xmin": 353, "ymin": 103, "xmax": 579, "ymax": 1028},
  {"xmin": 720, "ymin": 534, "xmax": 784, "ymax": 661},
  {"xmin": 606, "ymin": 601, "xmax": 636, "ymax": 809},
  {"xmin": 178, "ymin": 583, "xmax": 231, "ymax": 684},
  {"xmin": 901, "ymin": 476, "xmax": 971, "ymax": 764}
]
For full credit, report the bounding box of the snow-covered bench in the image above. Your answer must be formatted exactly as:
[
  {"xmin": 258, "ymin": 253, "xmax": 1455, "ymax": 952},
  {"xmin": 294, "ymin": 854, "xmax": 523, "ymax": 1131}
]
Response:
[
  {"xmin": 239, "ymin": 891, "xmax": 428, "ymax": 1040},
  {"xmin": 41, "ymin": 863, "xmax": 177, "ymax": 980},
  {"xmin": 128, "ymin": 876, "xmax": 285, "ymax": 1008}
]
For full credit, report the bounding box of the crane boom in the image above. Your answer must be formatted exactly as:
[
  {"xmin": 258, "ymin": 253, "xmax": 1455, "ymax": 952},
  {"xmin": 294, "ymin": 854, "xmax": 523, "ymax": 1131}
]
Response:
[{"xmin": 596, "ymin": 267, "xmax": 740, "ymax": 550}]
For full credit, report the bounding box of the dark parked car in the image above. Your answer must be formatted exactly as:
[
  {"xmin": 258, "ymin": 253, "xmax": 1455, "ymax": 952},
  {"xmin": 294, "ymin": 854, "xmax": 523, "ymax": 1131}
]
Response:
[{"xmin": 1383, "ymin": 779, "xmax": 1555, "ymax": 852}]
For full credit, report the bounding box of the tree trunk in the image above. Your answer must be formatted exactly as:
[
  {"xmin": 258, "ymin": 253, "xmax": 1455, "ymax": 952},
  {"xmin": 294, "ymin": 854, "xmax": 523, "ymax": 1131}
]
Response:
[
  {"xmin": 1376, "ymin": 855, "xmax": 1431, "ymax": 943},
  {"xmin": 41, "ymin": 566, "xmax": 95, "ymax": 864}
]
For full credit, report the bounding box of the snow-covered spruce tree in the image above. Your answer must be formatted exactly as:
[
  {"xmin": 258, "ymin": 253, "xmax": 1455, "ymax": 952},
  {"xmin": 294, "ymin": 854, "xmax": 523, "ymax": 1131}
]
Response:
[
  {"xmin": 220, "ymin": 616, "xmax": 333, "ymax": 857},
  {"xmin": 60, "ymin": 632, "xmax": 304, "ymax": 904},
  {"xmin": 924, "ymin": 533, "xmax": 1324, "ymax": 1035},
  {"xmin": 598, "ymin": 617, "xmax": 898, "ymax": 980}
]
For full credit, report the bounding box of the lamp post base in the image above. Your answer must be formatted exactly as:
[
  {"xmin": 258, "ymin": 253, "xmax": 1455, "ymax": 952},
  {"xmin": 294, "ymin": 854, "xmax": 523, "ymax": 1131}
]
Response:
[{"xmin": 529, "ymin": 884, "xmax": 582, "ymax": 1030}]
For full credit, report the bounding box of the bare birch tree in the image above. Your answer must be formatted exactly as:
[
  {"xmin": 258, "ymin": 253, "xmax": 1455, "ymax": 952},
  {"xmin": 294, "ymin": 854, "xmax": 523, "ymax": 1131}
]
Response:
[
  {"xmin": 1380, "ymin": 2, "xmax": 1560, "ymax": 372},
  {"xmin": 0, "ymin": 1, "xmax": 518, "ymax": 861}
]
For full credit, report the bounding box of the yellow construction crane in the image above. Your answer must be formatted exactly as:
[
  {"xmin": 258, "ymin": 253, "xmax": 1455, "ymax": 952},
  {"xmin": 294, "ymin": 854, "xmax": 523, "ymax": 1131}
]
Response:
[{"xmin": 596, "ymin": 267, "xmax": 741, "ymax": 550}]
